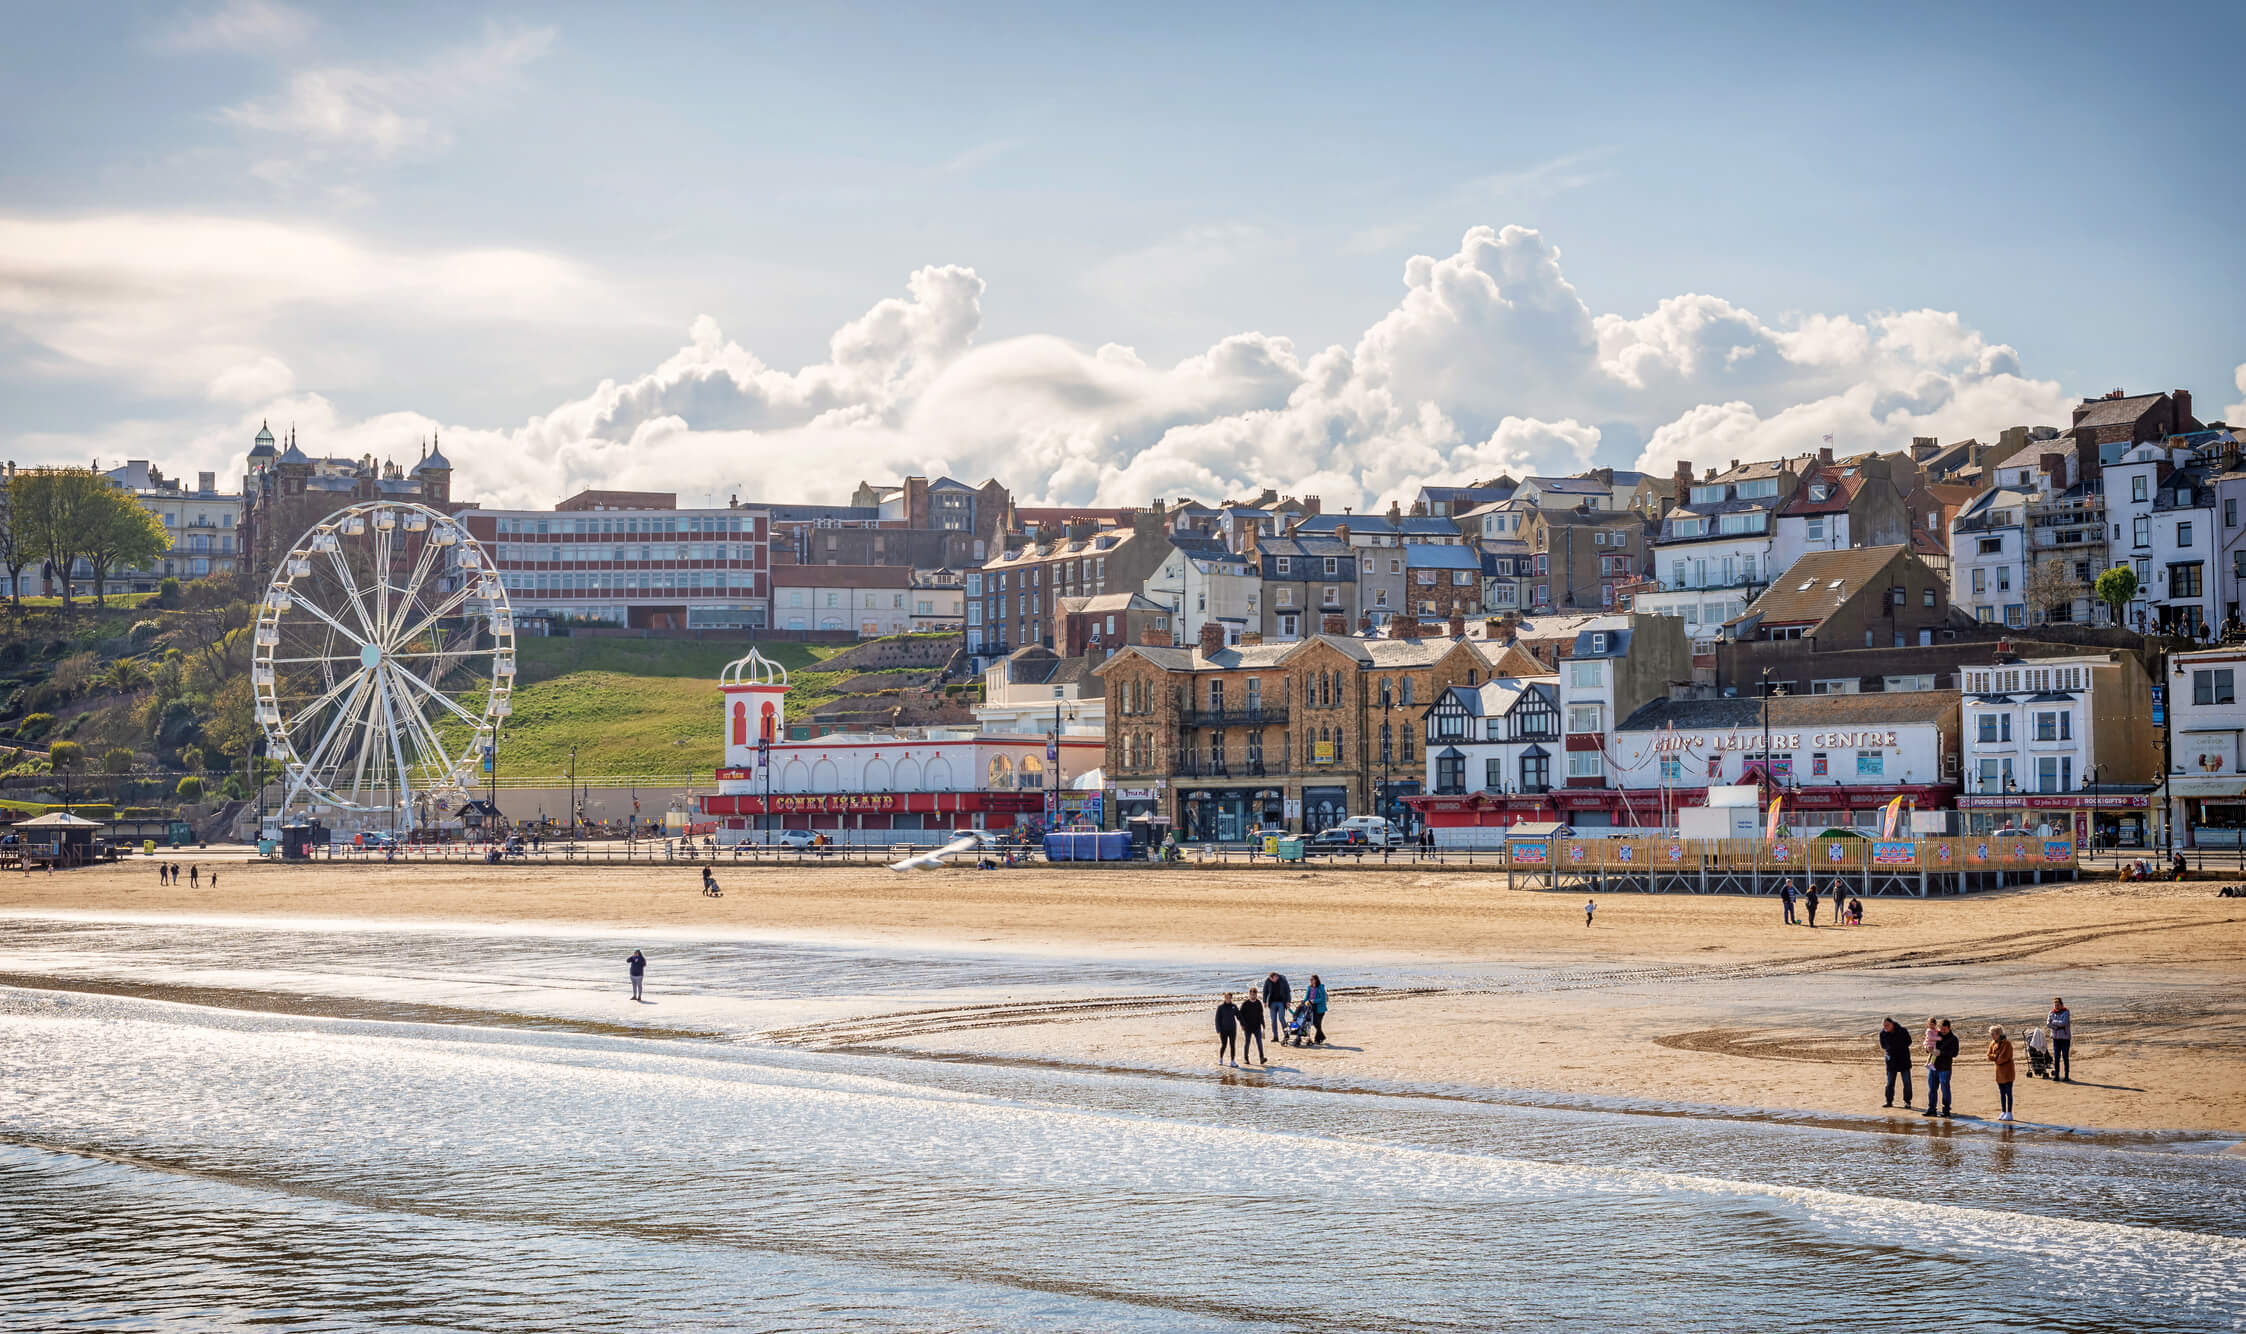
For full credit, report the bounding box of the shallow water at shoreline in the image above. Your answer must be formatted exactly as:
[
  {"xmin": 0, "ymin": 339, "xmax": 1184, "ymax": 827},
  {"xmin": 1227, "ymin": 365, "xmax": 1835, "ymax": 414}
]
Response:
[{"xmin": 2, "ymin": 914, "xmax": 2242, "ymax": 1331}]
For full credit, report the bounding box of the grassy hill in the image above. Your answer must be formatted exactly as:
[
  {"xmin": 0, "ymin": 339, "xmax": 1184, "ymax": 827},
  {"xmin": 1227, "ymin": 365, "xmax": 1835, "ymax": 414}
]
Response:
[{"xmin": 495, "ymin": 638, "xmax": 854, "ymax": 777}]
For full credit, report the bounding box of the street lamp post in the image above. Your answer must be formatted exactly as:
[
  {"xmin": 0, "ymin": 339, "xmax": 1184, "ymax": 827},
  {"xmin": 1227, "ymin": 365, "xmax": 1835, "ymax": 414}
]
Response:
[{"xmin": 568, "ymin": 745, "xmax": 578, "ymax": 842}]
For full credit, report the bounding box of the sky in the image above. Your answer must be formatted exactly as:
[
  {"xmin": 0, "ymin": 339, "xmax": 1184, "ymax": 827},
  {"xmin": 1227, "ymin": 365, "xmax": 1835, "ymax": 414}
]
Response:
[{"xmin": 3, "ymin": 0, "xmax": 2243, "ymax": 512}]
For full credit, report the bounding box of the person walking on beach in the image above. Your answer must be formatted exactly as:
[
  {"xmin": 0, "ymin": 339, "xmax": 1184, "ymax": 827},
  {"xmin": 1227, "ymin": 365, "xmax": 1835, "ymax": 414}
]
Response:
[
  {"xmin": 157, "ymin": 862, "xmax": 168, "ymax": 886},
  {"xmin": 170, "ymin": 862, "xmax": 181, "ymax": 885},
  {"xmin": 2048, "ymin": 997, "xmax": 2073, "ymax": 1081},
  {"xmin": 1215, "ymin": 992, "xmax": 1240, "ymax": 1067},
  {"xmin": 1779, "ymin": 879, "xmax": 1798, "ymax": 925},
  {"xmin": 1584, "ymin": 897, "xmax": 1596, "ymax": 927},
  {"xmin": 1988, "ymin": 1025, "xmax": 2017, "ymax": 1122},
  {"xmin": 1304, "ymin": 975, "xmax": 1328, "ymax": 1044},
  {"xmin": 1236, "ymin": 990, "xmax": 1266, "ymax": 1065},
  {"xmin": 627, "ymin": 949, "xmax": 647, "ymax": 1001},
  {"xmin": 1827, "ymin": 880, "xmax": 1847, "ymax": 927},
  {"xmin": 1878, "ymin": 1017, "xmax": 1915, "ymax": 1108},
  {"xmin": 1924, "ymin": 1019, "xmax": 1958, "ymax": 1117},
  {"xmin": 1263, "ymin": 972, "xmax": 1291, "ymax": 1041},
  {"xmin": 1804, "ymin": 884, "xmax": 1820, "ymax": 928}
]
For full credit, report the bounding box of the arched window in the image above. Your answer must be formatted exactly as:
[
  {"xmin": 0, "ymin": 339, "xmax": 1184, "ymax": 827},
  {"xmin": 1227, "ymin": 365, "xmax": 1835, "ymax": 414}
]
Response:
[
  {"xmin": 1380, "ymin": 723, "xmax": 1393, "ymax": 765},
  {"xmin": 988, "ymin": 756, "xmax": 1013, "ymax": 789}
]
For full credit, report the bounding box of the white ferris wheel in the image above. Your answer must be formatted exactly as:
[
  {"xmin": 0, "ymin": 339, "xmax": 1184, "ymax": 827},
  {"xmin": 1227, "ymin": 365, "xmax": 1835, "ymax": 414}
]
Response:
[{"xmin": 252, "ymin": 500, "xmax": 514, "ymax": 831}]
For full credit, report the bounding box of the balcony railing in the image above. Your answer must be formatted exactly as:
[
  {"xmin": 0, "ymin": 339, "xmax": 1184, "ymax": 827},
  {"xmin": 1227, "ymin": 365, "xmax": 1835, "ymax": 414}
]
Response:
[
  {"xmin": 1171, "ymin": 759, "xmax": 1288, "ymax": 779},
  {"xmin": 1179, "ymin": 705, "xmax": 1289, "ymax": 727}
]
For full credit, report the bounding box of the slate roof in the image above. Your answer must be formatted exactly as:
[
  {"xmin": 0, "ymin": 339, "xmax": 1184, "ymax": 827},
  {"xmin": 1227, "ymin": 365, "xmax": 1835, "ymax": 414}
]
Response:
[
  {"xmin": 1404, "ymin": 544, "xmax": 1482, "ymax": 570},
  {"xmin": 1291, "ymin": 513, "xmax": 1398, "ymax": 537},
  {"xmin": 1737, "ymin": 544, "xmax": 1907, "ymax": 629},
  {"xmin": 1525, "ymin": 476, "xmax": 1609, "ymax": 495},
  {"xmin": 1782, "ymin": 468, "xmax": 1865, "ymax": 516},
  {"xmin": 1616, "ymin": 690, "xmax": 1962, "ymax": 733},
  {"xmin": 2071, "ymin": 393, "xmax": 2166, "ymax": 432}
]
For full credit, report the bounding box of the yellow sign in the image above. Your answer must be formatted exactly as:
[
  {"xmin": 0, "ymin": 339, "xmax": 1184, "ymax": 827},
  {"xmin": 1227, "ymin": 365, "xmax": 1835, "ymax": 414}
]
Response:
[{"xmin": 1313, "ymin": 740, "xmax": 1335, "ymax": 765}]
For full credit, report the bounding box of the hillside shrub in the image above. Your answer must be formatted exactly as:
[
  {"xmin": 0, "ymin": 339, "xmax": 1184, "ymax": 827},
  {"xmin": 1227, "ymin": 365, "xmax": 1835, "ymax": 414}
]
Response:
[
  {"xmin": 128, "ymin": 619, "xmax": 162, "ymax": 650},
  {"xmin": 176, "ymin": 775, "xmax": 205, "ymax": 802},
  {"xmin": 156, "ymin": 577, "xmax": 183, "ymax": 609},
  {"xmin": 16, "ymin": 713, "xmax": 53, "ymax": 741}
]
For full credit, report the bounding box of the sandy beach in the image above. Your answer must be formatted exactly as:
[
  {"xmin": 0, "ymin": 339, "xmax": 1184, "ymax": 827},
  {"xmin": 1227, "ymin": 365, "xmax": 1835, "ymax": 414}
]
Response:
[{"xmin": 6, "ymin": 857, "xmax": 2242, "ymax": 1137}]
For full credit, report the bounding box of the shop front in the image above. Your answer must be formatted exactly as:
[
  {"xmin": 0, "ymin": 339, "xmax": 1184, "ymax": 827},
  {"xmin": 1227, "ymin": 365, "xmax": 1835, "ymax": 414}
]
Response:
[
  {"xmin": 1301, "ymin": 785, "xmax": 1349, "ymax": 834},
  {"xmin": 1956, "ymin": 789, "xmax": 2154, "ymax": 847},
  {"xmin": 701, "ymin": 790, "xmax": 1046, "ymax": 834},
  {"xmin": 2153, "ymin": 779, "xmax": 2233, "ymax": 848},
  {"xmin": 1112, "ymin": 785, "xmax": 1163, "ymax": 828},
  {"xmin": 1178, "ymin": 785, "xmax": 1283, "ymax": 841}
]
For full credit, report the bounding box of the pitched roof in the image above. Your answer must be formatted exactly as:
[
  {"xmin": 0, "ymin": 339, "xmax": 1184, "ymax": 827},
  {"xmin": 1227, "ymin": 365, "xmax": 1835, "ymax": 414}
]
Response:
[
  {"xmin": 2071, "ymin": 393, "xmax": 2166, "ymax": 432},
  {"xmin": 1738, "ymin": 544, "xmax": 1907, "ymax": 628},
  {"xmin": 1781, "ymin": 467, "xmax": 1866, "ymax": 516},
  {"xmin": 1404, "ymin": 544, "xmax": 1481, "ymax": 570},
  {"xmin": 772, "ymin": 564, "xmax": 914, "ymax": 588},
  {"xmin": 1616, "ymin": 690, "xmax": 1961, "ymax": 733},
  {"xmin": 1524, "ymin": 476, "xmax": 1608, "ymax": 495},
  {"xmin": 1070, "ymin": 591, "xmax": 1164, "ymax": 614}
]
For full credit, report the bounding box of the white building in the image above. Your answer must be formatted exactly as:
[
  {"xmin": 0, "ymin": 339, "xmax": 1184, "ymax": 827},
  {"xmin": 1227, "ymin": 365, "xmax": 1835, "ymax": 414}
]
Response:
[
  {"xmin": 975, "ymin": 646, "xmax": 1109, "ymax": 737},
  {"xmin": 1949, "ymin": 487, "xmax": 2031, "ymax": 627},
  {"xmin": 2106, "ymin": 441, "xmax": 2221, "ymax": 636},
  {"xmin": 1422, "ymin": 674, "xmax": 1561, "ymax": 798},
  {"xmin": 1955, "ymin": 652, "xmax": 2157, "ymax": 842},
  {"xmin": 98, "ymin": 461, "xmax": 244, "ymax": 590},
  {"xmin": 1640, "ymin": 458, "xmax": 1798, "ymax": 651},
  {"xmin": 1143, "ymin": 534, "xmax": 1260, "ymax": 647},
  {"xmin": 2163, "ymin": 645, "xmax": 2246, "ymax": 847}
]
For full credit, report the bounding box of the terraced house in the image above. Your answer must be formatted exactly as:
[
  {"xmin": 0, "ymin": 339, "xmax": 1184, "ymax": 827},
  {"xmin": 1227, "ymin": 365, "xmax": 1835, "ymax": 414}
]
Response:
[{"xmin": 1096, "ymin": 622, "xmax": 1503, "ymax": 838}]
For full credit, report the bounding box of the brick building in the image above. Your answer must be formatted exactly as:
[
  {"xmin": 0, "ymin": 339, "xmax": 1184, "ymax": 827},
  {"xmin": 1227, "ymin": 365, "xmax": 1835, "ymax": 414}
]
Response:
[
  {"xmin": 456, "ymin": 489, "xmax": 771, "ymax": 630},
  {"xmin": 973, "ymin": 514, "xmax": 1172, "ymax": 659},
  {"xmin": 1523, "ymin": 505, "xmax": 1648, "ymax": 613},
  {"xmin": 1096, "ymin": 621, "xmax": 1498, "ymax": 838},
  {"xmin": 240, "ymin": 425, "xmax": 454, "ymax": 587}
]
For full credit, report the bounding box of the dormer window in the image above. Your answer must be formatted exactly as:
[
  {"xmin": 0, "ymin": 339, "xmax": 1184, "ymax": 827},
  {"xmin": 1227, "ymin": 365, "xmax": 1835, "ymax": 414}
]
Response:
[{"xmin": 1809, "ymin": 484, "xmax": 1832, "ymax": 502}]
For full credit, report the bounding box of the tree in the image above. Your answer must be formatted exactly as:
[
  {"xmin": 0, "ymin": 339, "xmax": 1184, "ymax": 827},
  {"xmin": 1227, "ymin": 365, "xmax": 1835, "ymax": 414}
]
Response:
[
  {"xmin": 80, "ymin": 485, "xmax": 171, "ymax": 610},
  {"xmin": 100, "ymin": 746, "xmax": 134, "ymax": 775},
  {"xmin": 2095, "ymin": 566, "xmax": 2139, "ymax": 628},
  {"xmin": 48, "ymin": 740, "xmax": 83, "ymax": 773},
  {"xmin": 176, "ymin": 775, "xmax": 205, "ymax": 802},
  {"xmin": 178, "ymin": 745, "xmax": 205, "ymax": 773},
  {"xmin": 9, "ymin": 468, "xmax": 109, "ymax": 617},
  {"xmin": 0, "ymin": 481, "xmax": 28, "ymax": 613},
  {"xmin": 2024, "ymin": 559, "xmax": 2083, "ymax": 625}
]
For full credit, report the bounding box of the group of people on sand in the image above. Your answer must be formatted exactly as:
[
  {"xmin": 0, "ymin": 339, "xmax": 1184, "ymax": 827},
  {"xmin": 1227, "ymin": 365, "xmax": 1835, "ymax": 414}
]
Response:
[
  {"xmin": 1777, "ymin": 878, "xmax": 1861, "ymax": 928},
  {"xmin": 155, "ymin": 862, "xmax": 211, "ymax": 889},
  {"xmin": 1214, "ymin": 971, "xmax": 1328, "ymax": 1068},
  {"xmin": 1877, "ymin": 998, "xmax": 2074, "ymax": 1122}
]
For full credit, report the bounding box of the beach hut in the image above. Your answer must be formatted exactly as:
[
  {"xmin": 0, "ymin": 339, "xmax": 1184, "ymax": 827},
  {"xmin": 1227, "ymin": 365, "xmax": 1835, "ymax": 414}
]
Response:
[{"xmin": 15, "ymin": 812, "xmax": 105, "ymax": 867}]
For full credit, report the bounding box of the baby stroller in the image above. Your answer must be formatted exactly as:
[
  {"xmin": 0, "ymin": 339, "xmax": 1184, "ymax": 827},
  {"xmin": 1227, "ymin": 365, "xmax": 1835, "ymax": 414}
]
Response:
[
  {"xmin": 1282, "ymin": 1002, "xmax": 1319, "ymax": 1047},
  {"xmin": 2024, "ymin": 1026, "xmax": 2053, "ymax": 1079}
]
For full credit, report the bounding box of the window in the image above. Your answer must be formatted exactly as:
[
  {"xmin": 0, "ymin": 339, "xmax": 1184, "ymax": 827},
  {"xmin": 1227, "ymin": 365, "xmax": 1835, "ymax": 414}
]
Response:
[
  {"xmin": 2178, "ymin": 521, "xmax": 2195, "ymax": 547},
  {"xmin": 1486, "ymin": 757, "xmax": 1504, "ymax": 790},
  {"xmin": 2229, "ymin": 498, "xmax": 2238, "ymax": 529},
  {"xmin": 2193, "ymin": 668, "xmax": 2235, "ymax": 705},
  {"xmin": 1670, "ymin": 517, "xmax": 1707, "ymax": 538},
  {"xmin": 1324, "ymin": 556, "xmax": 1338, "ymax": 575},
  {"xmin": 1569, "ymin": 660, "xmax": 1603, "ymax": 688},
  {"xmin": 1972, "ymin": 568, "xmax": 1986, "ymax": 594},
  {"xmin": 1322, "ymin": 586, "xmax": 1339, "ymax": 606},
  {"xmin": 1520, "ymin": 750, "xmax": 1550, "ymax": 792},
  {"xmin": 2036, "ymin": 755, "xmax": 2073, "ymax": 793},
  {"xmin": 2133, "ymin": 516, "xmax": 2151, "ymax": 547},
  {"xmin": 1401, "ymin": 677, "xmax": 1414, "ymax": 706},
  {"xmin": 2171, "ymin": 563, "xmax": 2204, "ymax": 598},
  {"xmin": 1855, "ymin": 750, "xmax": 1884, "ymax": 777},
  {"xmin": 1806, "ymin": 517, "xmax": 1826, "ymax": 540},
  {"xmin": 2133, "ymin": 475, "xmax": 2149, "ymax": 502},
  {"xmin": 1567, "ymin": 751, "xmax": 1605, "ymax": 778},
  {"xmin": 1923, "ymin": 588, "xmax": 1937, "ymax": 607},
  {"xmin": 1275, "ymin": 557, "xmax": 1290, "ymax": 575},
  {"xmin": 1659, "ymin": 754, "xmax": 1682, "ymax": 781},
  {"xmin": 1567, "ymin": 704, "xmax": 1602, "ymax": 734},
  {"xmin": 2034, "ymin": 710, "xmax": 2072, "ymax": 741},
  {"xmin": 1812, "ymin": 678, "xmax": 1857, "ymax": 695},
  {"xmin": 1976, "ymin": 713, "xmax": 2012, "ymax": 742},
  {"xmin": 1996, "ymin": 566, "xmax": 2010, "ymax": 591}
]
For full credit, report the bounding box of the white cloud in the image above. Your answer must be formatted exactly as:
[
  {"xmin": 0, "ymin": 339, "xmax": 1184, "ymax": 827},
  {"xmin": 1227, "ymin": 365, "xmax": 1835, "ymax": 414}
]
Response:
[
  {"xmin": 220, "ymin": 22, "xmax": 553, "ymax": 162},
  {"xmin": 2224, "ymin": 362, "xmax": 2246, "ymax": 426},
  {"xmin": 0, "ymin": 213, "xmax": 607, "ymax": 393},
  {"xmin": 167, "ymin": 0, "xmax": 314, "ymax": 53},
  {"xmin": 18, "ymin": 223, "xmax": 2081, "ymax": 518}
]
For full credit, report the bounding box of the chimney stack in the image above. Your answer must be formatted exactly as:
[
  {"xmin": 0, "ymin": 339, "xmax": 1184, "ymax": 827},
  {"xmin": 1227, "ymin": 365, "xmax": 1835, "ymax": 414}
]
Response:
[
  {"xmin": 1448, "ymin": 610, "xmax": 1466, "ymax": 639},
  {"xmin": 1387, "ymin": 617, "xmax": 1413, "ymax": 640},
  {"xmin": 1198, "ymin": 620, "xmax": 1227, "ymax": 659},
  {"xmin": 2176, "ymin": 389, "xmax": 2195, "ymax": 427},
  {"xmin": 1302, "ymin": 495, "xmax": 1321, "ymax": 517},
  {"xmin": 1818, "ymin": 446, "xmax": 1833, "ymax": 465},
  {"xmin": 1239, "ymin": 630, "xmax": 1262, "ymax": 646},
  {"xmin": 1359, "ymin": 611, "xmax": 1375, "ymax": 633},
  {"xmin": 1911, "ymin": 436, "xmax": 1938, "ymax": 461},
  {"xmin": 1334, "ymin": 522, "xmax": 1351, "ymax": 546},
  {"xmin": 1140, "ymin": 624, "xmax": 1169, "ymax": 646},
  {"xmin": 1321, "ymin": 612, "xmax": 1347, "ymax": 635}
]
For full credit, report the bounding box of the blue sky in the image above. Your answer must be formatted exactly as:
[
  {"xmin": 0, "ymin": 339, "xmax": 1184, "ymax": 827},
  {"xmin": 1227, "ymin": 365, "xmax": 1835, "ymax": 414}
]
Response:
[{"xmin": 3, "ymin": 1, "xmax": 2241, "ymax": 508}]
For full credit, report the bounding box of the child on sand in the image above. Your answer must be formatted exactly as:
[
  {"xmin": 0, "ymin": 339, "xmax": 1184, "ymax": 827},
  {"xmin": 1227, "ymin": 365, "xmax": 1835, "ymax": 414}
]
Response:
[{"xmin": 1584, "ymin": 898, "xmax": 1596, "ymax": 927}]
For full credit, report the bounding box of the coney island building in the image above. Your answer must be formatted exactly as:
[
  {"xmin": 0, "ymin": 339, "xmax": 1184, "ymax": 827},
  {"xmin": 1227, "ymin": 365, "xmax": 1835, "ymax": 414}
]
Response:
[{"xmin": 695, "ymin": 649, "xmax": 1104, "ymax": 843}]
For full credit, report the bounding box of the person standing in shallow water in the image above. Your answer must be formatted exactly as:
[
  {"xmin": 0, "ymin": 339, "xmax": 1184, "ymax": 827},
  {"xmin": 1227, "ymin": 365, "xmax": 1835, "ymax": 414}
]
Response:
[
  {"xmin": 627, "ymin": 949, "xmax": 646, "ymax": 1001},
  {"xmin": 1925, "ymin": 1019, "xmax": 1958, "ymax": 1117},
  {"xmin": 1215, "ymin": 992, "xmax": 1240, "ymax": 1067},
  {"xmin": 1236, "ymin": 990, "xmax": 1266, "ymax": 1065}
]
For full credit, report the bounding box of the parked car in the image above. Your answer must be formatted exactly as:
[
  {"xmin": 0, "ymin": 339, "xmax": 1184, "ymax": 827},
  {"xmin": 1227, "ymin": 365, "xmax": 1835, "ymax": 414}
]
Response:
[
  {"xmin": 772, "ymin": 829, "xmax": 818, "ymax": 851},
  {"xmin": 1306, "ymin": 828, "xmax": 1369, "ymax": 853},
  {"xmin": 1335, "ymin": 815, "xmax": 1404, "ymax": 847}
]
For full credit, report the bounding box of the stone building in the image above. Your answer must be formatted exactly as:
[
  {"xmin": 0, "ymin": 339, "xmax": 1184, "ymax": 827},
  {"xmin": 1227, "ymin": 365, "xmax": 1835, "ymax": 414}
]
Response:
[
  {"xmin": 1096, "ymin": 620, "xmax": 1500, "ymax": 838},
  {"xmin": 240, "ymin": 423, "xmax": 454, "ymax": 588}
]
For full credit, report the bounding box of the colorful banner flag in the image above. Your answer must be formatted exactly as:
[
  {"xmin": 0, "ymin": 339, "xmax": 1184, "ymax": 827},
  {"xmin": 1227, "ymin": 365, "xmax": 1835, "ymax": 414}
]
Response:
[
  {"xmin": 1881, "ymin": 795, "xmax": 1905, "ymax": 838},
  {"xmin": 1765, "ymin": 793, "xmax": 1783, "ymax": 840}
]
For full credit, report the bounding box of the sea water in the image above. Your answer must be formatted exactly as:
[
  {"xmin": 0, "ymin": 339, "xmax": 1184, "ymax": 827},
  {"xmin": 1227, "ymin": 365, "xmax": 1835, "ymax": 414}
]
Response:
[{"xmin": 1, "ymin": 914, "xmax": 2241, "ymax": 1332}]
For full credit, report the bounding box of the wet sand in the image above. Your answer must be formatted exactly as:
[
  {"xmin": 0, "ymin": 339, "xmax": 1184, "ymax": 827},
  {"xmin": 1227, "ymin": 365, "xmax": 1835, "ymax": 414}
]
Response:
[{"xmin": 5, "ymin": 858, "xmax": 2242, "ymax": 1136}]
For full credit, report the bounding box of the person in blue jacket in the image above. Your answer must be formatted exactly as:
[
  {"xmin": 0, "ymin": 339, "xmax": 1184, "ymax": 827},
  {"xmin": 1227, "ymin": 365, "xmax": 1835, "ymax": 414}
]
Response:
[{"xmin": 1304, "ymin": 975, "xmax": 1329, "ymax": 1044}]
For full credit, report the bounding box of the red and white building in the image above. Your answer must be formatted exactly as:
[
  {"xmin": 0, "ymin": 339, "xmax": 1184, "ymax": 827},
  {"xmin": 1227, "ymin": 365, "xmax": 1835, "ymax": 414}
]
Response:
[
  {"xmin": 696, "ymin": 648, "xmax": 1104, "ymax": 844},
  {"xmin": 1414, "ymin": 691, "xmax": 1961, "ymax": 844}
]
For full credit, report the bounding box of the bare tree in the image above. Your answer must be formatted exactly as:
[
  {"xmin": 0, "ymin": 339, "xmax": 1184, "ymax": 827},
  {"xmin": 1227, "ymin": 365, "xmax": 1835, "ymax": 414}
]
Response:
[{"xmin": 2024, "ymin": 558, "xmax": 2082, "ymax": 625}]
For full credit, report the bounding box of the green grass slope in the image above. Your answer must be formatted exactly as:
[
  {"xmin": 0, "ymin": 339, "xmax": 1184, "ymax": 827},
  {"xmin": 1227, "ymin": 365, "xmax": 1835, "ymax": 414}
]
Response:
[{"xmin": 495, "ymin": 638, "xmax": 852, "ymax": 777}]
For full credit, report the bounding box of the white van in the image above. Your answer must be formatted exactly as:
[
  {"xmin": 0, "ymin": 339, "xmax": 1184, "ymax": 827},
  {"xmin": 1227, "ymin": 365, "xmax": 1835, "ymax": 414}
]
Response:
[{"xmin": 1335, "ymin": 815, "xmax": 1403, "ymax": 848}]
